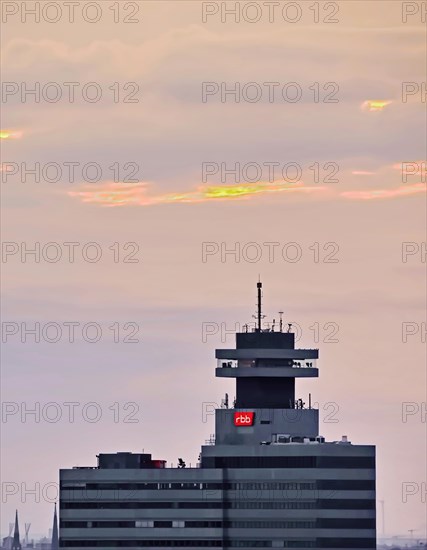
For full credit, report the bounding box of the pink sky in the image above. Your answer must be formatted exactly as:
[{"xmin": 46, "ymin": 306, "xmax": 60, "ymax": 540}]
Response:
[{"xmin": 1, "ymin": 0, "xmax": 426, "ymax": 539}]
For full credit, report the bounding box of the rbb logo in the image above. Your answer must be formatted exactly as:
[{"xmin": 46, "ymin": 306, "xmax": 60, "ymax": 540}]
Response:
[{"xmin": 234, "ymin": 412, "xmax": 254, "ymax": 426}]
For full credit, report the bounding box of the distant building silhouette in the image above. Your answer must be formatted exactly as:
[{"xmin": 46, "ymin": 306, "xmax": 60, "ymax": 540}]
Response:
[
  {"xmin": 51, "ymin": 504, "xmax": 59, "ymax": 550},
  {"xmin": 11, "ymin": 511, "xmax": 21, "ymax": 550}
]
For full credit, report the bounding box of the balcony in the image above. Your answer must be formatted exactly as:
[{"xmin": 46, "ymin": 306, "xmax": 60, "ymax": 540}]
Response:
[
  {"xmin": 216, "ymin": 348, "xmax": 318, "ymax": 361},
  {"xmin": 216, "ymin": 359, "xmax": 318, "ymax": 377}
]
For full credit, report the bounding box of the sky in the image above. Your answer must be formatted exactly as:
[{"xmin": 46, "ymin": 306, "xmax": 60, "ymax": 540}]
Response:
[{"xmin": 1, "ymin": 0, "xmax": 426, "ymax": 540}]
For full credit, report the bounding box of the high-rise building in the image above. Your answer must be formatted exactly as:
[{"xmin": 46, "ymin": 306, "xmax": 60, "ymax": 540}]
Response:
[{"xmin": 60, "ymin": 283, "xmax": 376, "ymax": 549}]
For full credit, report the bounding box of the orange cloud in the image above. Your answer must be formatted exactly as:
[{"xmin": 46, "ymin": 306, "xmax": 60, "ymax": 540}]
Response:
[
  {"xmin": 341, "ymin": 183, "xmax": 426, "ymax": 200},
  {"xmin": 0, "ymin": 130, "xmax": 23, "ymax": 139},
  {"xmin": 68, "ymin": 181, "xmax": 327, "ymax": 207},
  {"xmin": 67, "ymin": 178, "xmax": 427, "ymax": 208},
  {"xmin": 361, "ymin": 100, "xmax": 392, "ymax": 112},
  {"xmin": 351, "ymin": 171, "xmax": 375, "ymax": 176}
]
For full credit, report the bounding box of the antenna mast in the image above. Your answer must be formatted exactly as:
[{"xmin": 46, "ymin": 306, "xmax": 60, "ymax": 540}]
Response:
[
  {"xmin": 25, "ymin": 524, "xmax": 31, "ymax": 545},
  {"xmin": 379, "ymin": 500, "xmax": 385, "ymax": 536},
  {"xmin": 278, "ymin": 311, "xmax": 284, "ymax": 332},
  {"xmin": 257, "ymin": 281, "xmax": 262, "ymax": 331}
]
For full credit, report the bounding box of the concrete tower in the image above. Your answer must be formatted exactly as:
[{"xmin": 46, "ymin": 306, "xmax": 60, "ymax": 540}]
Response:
[{"xmin": 212, "ymin": 280, "xmax": 320, "ymax": 447}]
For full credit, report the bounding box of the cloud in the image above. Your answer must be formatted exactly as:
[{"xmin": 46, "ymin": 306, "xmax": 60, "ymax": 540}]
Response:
[
  {"xmin": 67, "ymin": 180, "xmax": 327, "ymax": 207},
  {"xmin": 67, "ymin": 178, "xmax": 427, "ymax": 207},
  {"xmin": 2, "ymin": 25, "xmax": 424, "ymax": 176},
  {"xmin": 351, "ymin": 170, "xmax": 376, "ymax": 175},
  {"xmin": 0, "ymin": 130, "xmax": 23, "ymax": 139},
  {"xmin": 361, "ymin": 100, "xmax": 393, "ymax": 112},
  {"xmin": 341, "ymin": 182, "xmax": 426, "ymax": 200}
]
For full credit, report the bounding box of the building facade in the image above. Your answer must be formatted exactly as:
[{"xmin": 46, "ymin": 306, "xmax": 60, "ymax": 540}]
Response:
[{"xmin": 59, "ymin": 284, "xmax": 376, "ymax": 549}]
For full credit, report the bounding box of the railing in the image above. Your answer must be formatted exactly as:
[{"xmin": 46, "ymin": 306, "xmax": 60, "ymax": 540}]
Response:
[
  {"xmin": 217, "ymin": 360, "xmax": 317, "ymax": 369},
  {"xmin": 218, "ymin": 360, "xmax": 238, "ymax": 368},
  {"xmin": 292, "ymin": 360, "xmax": 316, "ymax": 368}
]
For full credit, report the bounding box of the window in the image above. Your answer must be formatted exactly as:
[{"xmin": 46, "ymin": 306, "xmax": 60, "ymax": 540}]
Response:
[
  {"xmin": 206, "ymin": 456, "xmax": 375, "ymax": 469},
  {"xmin": 135, "ymin": 521, "xmax": 154, "ymax": 528},
  {"xmin": 172, "ymin": 521, "xmax": 185, "ymax": 528}
]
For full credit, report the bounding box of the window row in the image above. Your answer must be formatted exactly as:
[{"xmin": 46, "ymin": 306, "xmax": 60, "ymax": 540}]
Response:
[
  {"xmin": 61, "ymin": 480, "xmax": 374, "ymax": 491},
  {"xmin": 203, "ymin": 456, "xmax": 375, "ymax": 469},
  {"xmin": 61, "ymin": 518, "xmax": 375, "ymax": 529},
  {"xmin": 61, "ymin": 499, "xmax": 375, "ymax": 510},
  {"xmin": 60, "ymin": 538, "xmax": 376, "ymax": 548}
]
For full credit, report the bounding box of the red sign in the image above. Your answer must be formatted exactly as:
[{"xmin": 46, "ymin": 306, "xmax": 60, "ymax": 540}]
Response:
[{"xmin": 234, "ymin": 412, "xmax": 254, "ymax": 426}]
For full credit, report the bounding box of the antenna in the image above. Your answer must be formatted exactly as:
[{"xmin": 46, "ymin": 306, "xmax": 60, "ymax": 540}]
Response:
[
  {"xmin": 25, "ymin": 523, "xmax": 31, "ymax": 544},
  {"xmin": 278, "ymin": 311, "xmax": 284, "ymax": 332},
  {"xmin": 257, "ymin": 280, "xmax": 262, "ymax": 331},
  {"xmin": 252, "ymin": 280, "xmax": 266, "ymax": 330},
  {"xmin": 379, "ymin": 500, "xmax": 385, "ymax": 536},
  {"xmin": 255, "ymin": 280, "xmax": 263, "ymax": 331}
]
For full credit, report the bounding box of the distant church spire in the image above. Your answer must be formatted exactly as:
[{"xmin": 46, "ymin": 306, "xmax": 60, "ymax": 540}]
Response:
[
  {"xmin": 12, "ymin": 510, "xmax": 22, "ymax": 550},
  {"xmin": 51, "ymin": 503, "xmax": 59, "ymax": 550}
]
